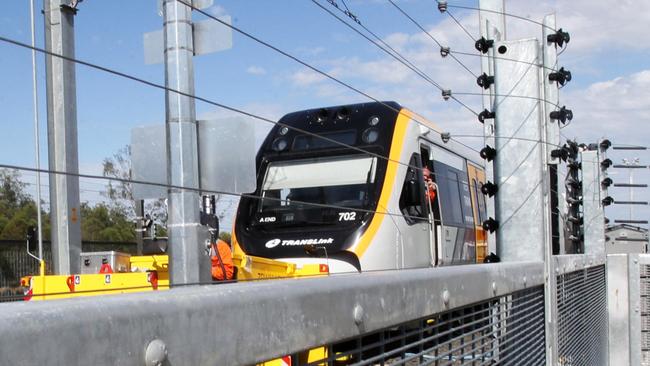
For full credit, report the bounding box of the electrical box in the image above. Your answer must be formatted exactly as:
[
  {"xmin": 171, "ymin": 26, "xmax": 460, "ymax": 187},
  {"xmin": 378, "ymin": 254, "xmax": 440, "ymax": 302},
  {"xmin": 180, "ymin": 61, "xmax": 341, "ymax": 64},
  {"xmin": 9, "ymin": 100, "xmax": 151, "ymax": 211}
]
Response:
[{"xmin": 80, "ymin": 251, "xmax": 131, "ymax": 274}]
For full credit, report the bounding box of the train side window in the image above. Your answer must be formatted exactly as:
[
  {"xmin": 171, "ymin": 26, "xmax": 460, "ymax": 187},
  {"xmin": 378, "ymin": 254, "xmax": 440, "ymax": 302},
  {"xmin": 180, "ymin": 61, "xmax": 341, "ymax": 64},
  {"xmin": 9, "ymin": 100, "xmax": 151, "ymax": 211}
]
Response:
[
  {"xmin": 434, "ymin": 162, "xmax": 464, "ymax": 226},
  {"xmin": 399, "ymin": 153, "xmax": 427, "ymax": 225},
  {"xmin": 460, "ymin": 178, "xmax": 474, "ymax": 226},
  {"xmin": 473, "ymin": 179, "xmax": 486, "ymax": 223}
]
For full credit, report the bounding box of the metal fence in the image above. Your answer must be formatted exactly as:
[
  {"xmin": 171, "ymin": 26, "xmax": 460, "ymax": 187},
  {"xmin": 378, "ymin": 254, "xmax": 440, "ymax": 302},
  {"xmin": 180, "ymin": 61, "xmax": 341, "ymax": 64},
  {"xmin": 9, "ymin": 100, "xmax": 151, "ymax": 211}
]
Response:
[
  {"xmin": 288, "ymin": 286, "xmax": 546, "ymax": 366},
  {"xmin": 0, "ymin": 254, "xmax": 620, "ymax": 365},
  {"xmin": 610, "ymin": 254, "xmax": 650, "ymax": 366},
  {"xmin": 0, "ymin": 240, "xmax": 136, "ymax": 288},
  {"xmin": 556, "ymin": 265, "xmax": 608, "ymax": 366}
]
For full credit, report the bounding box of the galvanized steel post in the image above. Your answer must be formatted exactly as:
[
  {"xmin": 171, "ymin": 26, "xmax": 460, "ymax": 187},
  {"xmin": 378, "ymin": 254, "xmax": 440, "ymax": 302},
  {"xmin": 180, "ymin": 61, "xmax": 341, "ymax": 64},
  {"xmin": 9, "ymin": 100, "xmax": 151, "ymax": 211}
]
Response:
[
  {"xmin": 582, "ymin": 150, "xmax": 606, "ymax": 257},
  {"xmin": 478, "ymin": 0, "xmax": 505, "ymax": 255},
  {"xmin": 492, "ymin": 38, "xmax": 545, "ymax": 262},
  {"xmin": 44, "ymin": 0, "xmax": 82, "ymax": 275},
  {"xmin": 541, "ymin": 14, "xmax": 560, "ymax": 366},
  {"xmin": 163, "ymin": 0, "xmax": 210, "ymax": 284}
]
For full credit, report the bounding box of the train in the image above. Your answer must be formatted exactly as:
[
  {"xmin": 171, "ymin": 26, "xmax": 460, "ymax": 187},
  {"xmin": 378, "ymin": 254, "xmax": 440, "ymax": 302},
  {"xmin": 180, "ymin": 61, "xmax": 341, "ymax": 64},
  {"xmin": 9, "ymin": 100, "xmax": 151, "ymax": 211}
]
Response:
[{"xmin": 232, "ymin": 101, "xmax": 488, "ymax": 273}]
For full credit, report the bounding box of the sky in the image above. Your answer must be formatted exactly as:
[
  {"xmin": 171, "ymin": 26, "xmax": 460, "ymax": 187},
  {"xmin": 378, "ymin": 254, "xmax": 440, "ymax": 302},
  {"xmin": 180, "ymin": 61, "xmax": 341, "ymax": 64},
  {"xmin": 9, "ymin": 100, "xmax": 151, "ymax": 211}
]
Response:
[{"xmin": 0, "ymin": 0, "xmax": 648, "ymax": 230}]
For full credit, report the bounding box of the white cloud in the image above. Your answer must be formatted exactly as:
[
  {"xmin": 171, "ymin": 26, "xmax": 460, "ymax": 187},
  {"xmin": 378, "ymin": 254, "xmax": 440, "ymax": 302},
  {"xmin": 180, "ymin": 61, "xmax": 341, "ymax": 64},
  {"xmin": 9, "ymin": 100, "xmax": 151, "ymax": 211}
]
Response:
[
  {"xmin": 207, "ymin": 4, "xmax": 227, "ymax": 17},
  {"xmin": 563, "ymin": 69, "xmax": 650, "ymax": 144},
  {"xmin": 290, "ymin": 69, "xmax": 327, "ymax": 86},
  {"xmin": 246, "ymin": 66, "xmax": 267, "ymax": 75}
]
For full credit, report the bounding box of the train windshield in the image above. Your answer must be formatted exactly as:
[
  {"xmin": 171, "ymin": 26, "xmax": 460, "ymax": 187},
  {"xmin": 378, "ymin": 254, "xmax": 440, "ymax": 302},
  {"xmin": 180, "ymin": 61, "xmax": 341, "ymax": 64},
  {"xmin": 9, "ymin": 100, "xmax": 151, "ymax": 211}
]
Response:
[{"xmin": 255, "ymin": 155, "xmax": 377, "ymax": 226}]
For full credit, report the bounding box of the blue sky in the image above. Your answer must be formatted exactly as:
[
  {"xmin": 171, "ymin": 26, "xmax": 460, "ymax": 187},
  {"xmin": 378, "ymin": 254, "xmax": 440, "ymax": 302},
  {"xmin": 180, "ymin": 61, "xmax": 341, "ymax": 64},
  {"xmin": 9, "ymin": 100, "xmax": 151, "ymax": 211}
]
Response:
[{"xmin": 1, "ymin": 0, "xmax": 648, "ymax": 228}]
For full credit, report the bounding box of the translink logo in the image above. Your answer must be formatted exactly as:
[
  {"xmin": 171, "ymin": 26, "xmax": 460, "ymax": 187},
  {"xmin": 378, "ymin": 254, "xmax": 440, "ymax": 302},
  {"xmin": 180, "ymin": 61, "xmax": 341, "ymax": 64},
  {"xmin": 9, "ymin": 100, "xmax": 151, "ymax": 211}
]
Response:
[{"xmin": 265, "ymin": 238, "xmax": 334, "ymax": 249}]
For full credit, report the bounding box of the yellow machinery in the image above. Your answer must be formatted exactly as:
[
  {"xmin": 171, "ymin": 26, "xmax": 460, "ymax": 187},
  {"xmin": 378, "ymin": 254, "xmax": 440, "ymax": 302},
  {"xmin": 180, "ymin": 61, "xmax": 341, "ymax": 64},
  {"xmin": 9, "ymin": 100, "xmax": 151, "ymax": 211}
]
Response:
[{"xmin": 21, "ymin": 253, "xmax": 327, "ymax": 301}]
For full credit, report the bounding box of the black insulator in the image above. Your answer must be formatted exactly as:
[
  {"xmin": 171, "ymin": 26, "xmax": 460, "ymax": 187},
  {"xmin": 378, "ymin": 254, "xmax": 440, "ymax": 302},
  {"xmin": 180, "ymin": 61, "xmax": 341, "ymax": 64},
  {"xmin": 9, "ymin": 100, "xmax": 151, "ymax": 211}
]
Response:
[
  {"xmin": 567, "ymin": 161, "xmax": 581, "ymax": 170},
  {"xmin": 566, "ymin": 196, "xmax": 582, "ymax": 205},
  {"xmin": 602, "ymin": 196, "xmax": 614, "ymax": 206},
  {"xmin": 549, "ymin": 106, "xmax": 573, "ymax": 124},
  {"xmin": 478, "ymin": 109, "xmax": 495, "ymax": 123},
  {"xmin": 604, "ymin": 217, "xmax": 610, "ymax": 224},
  {"xmin": 440, "ymin": 46, "xmax": 450, "ymax": 57},
  {"xmin": 480, "ymin": 181, "xmax": 498, "ymax": 197},
  {"xmin": 601, "ymin": 158, "xmax": 613, "ymax": 169},
  {"xmin": 551, "ymin": 147, "xmax": 569, "ymax": 162},
  {"xmin": 482, "ymin": 217, "xmax": 499, "ymax": 233},
  {"xmin": 437, "ymin": 0, "xmax": 448, "ymax": 12},
  {"xmin": 567, "ymin": 215, "xmax": 583, "ymax": 225},
  {"xmin": 547, "ymin": 28, "xmax": 570, "ymax": 47},
  {"xmin": 476, "ymin": 73, "xmax": 495, "ymax": 89},
  {"xmin": 475, "ymin": 37, "xmax": 494, "ymax": 54},
  {"xmin": 441, "ymin": 132, "xmax": 451, "ymax": 143},
  {"xmin": 480, "ymin": 145, "xmax": 497, "ymax": 162},
  {"xmin": 599, "ymin": 139, "xmax": 612, "ymax": 151},
  {"xmin": 549, "ymin": 67, "xmax": 572, "ymax": 86},
  {"xmin": 483, "ymin": 252, "xmax": 501, "ymax": 263},
  {"xmin": 566, "ymin": 176, "xmax": 581, "ymax": 188},
  {"xmin": 601, "ymin": 177, "xmax": 613, "ymax": 188},
  {"xmin": 442, "ymin": 89, "xmax": 452, "ymax": 101}
]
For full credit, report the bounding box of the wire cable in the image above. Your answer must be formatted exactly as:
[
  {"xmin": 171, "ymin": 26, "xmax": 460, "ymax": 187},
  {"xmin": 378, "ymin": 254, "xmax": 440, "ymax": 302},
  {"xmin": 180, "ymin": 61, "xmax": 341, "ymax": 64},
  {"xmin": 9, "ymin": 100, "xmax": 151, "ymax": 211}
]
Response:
[
  {"xmin": 309, "ymin": 0, "xmax": 481, "ymax": 117},
  {"xmin": 0, "ymin": 34, "xmax": 478, "ymax": 184},
  {"xmin": 447, "ymin": 4, "xmax": 557, "ymax": 32},
  {"xmin": 446, "ymin": 9, "xmax": 477, "ymax": 42},
  {"xmin": 387, "ymin": 0, "xmax": 479, "ymax": 79}
]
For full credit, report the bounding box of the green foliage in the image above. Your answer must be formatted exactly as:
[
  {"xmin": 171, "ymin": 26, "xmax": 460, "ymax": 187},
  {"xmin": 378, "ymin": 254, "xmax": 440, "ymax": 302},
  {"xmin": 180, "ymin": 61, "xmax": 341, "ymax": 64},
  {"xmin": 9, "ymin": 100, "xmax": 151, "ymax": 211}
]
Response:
[
  {"xmin": 218, "ymin": 231, "xmax": 231, "ymax": 244},
  {"xmin": 80, "ymin": 202, "xmax": 135, "ymax": 242},
  {"xmin": 0, "ymin": 169, "xmax": 50, "ymax": 241}
]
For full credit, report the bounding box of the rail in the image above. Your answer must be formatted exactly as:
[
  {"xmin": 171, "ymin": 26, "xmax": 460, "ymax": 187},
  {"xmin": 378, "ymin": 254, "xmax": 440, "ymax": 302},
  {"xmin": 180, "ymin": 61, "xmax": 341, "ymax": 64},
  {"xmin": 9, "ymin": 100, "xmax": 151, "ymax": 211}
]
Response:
[{"xmin": 0, "ymin": 256, "xmax": 612, "ymax": 366}]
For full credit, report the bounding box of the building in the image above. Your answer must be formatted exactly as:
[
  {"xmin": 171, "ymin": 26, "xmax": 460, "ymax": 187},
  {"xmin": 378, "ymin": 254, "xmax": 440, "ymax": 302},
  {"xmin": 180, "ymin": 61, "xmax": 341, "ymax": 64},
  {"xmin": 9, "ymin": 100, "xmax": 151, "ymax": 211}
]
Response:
[{"xmin": 605, "ymin": 224, "xmax": 648, "ymax": 254}]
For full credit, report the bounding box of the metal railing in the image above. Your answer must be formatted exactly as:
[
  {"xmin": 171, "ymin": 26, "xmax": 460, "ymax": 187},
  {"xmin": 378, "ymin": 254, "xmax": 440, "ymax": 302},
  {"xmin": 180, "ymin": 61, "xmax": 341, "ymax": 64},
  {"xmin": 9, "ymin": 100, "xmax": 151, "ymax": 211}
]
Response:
[
  {"xmin": 0, "ymin": 253, "xmax": 620, "ymax": 365},
  {"xmin": 609, "ymin": 254, "xmax": 650, "ymax": 366},
  {"xmin": 0, "ymin": 240, "xmax": 136, "ymax": 288}
]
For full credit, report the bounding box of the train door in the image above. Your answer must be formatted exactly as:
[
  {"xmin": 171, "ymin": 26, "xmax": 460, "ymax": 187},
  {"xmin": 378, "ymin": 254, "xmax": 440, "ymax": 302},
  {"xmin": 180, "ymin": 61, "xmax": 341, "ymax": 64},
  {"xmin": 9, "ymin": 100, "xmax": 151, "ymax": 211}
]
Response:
[
  {"xmin": 398, "ymin": 153, "xmax": 433, "ymax": 268},
  {"xmin": 419, "ymin": 143, "xmax": 440, "ymax": 266},
  {"xmin": 467, "ymin": 164, "xmax": 488, "ymax": 262}
]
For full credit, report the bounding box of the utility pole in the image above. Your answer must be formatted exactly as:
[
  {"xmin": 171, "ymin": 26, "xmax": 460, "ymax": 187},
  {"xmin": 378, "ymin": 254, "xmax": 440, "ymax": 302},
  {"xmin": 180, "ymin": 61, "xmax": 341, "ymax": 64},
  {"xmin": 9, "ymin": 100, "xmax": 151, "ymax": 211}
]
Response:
[
  {"xmin": 44, "ymin": 0, "xmax": 82, "ymax": 275},
  {"xmin": 162, "ymin": 0, "xmax": 211, "ymax": 285}
]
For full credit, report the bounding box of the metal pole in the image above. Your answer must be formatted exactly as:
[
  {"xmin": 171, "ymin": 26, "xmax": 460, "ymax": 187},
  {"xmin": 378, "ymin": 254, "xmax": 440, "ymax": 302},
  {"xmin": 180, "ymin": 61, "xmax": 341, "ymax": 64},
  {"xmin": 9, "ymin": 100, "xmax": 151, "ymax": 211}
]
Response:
[
  {"xmin": 478, "ymin": 0, "xmax": 506, "ymax": 255},
  {"xmin": 541, "ymin": 14, "xmax": 559, "ymax": 366},
  {"xmin": 163, "ymin": 0, "xmax": 210, "ymax": 285},
  {"xmin": 44, "ymin": 0, "xmax": 81, "ymax": 274},
  {"xmin": 30, "ymin": 0, "xmax": 44, "ymax": 260}
]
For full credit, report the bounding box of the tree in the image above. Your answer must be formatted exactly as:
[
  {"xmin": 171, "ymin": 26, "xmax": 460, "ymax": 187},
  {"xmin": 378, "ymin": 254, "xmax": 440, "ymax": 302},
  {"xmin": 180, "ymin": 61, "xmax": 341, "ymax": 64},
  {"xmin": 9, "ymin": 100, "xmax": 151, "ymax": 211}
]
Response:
[
  {"xmin": 102, "ymin": 145, "xmax": 168, "ymax": 231},
  {"xmin": 80, "ymin": 203, "xmax": 135, "ymax": 242},
  {"xmin": 0, "ymin": 169, "xmax": 50, "ymax": 240},
  {"xmin": 101, "ymin": 145, "xmax": 235, "ymax": 235}
]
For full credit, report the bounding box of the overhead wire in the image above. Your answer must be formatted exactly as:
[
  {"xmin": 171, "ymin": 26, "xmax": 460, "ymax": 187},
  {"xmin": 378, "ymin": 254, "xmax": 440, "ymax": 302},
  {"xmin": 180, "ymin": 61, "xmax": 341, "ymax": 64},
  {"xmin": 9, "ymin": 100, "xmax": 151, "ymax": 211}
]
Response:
[
  {"xmin": 174, "ymin": 0, "xmax": 483, "ymax": 133},
  {"xmin": 446, "ymin": 9, "xmax": 476, "ymax": 42},
  {"xmin": 446, "ymin": 4, "xmax": 557, "ymax": 32},
  {"xmin": 1, "ymin": 2, "xmax": 587, "ymax": 255},
  {"xmin": 0, "ymin": 34, "xmax": 477, "ymax": 185},
  {"xmin": 386, "ymin": 0, "xmax": 479, "ymax": 79}
]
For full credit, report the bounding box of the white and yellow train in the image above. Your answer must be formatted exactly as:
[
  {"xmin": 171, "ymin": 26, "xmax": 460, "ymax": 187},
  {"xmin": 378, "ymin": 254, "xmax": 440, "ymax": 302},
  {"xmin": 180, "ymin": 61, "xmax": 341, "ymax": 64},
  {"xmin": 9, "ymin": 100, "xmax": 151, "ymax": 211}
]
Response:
[{"xmin": 232, "ymin": 101, "xmax": 488, "ymax": 272}]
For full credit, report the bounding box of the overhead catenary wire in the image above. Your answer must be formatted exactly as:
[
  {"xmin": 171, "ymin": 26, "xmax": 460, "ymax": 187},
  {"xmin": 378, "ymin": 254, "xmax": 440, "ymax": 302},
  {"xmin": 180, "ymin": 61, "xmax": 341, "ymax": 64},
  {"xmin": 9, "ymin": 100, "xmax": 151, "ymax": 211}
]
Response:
[
  {"xmin": 317, "ymin": 0, "xmax": 447, "ymax": 90},
  {"xmin": 446, "ymin": 4, "xmax": 558, "ymax": 32},
  {"xmin": 446, "ymin": 9, "xmax": 477, "ymax": 42},
  {"xmin": 0, "ymin": 35, "xmax": 456, "ymax": 179},
  {"xmin": 386, "ymin": 0, "xmax": 479, "ymax": 79}
]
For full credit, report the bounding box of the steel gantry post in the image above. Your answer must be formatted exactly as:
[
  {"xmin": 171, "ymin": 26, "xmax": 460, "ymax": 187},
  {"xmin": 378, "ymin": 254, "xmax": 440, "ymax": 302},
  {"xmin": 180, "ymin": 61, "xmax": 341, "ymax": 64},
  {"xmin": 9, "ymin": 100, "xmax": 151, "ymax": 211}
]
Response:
[
  {"xmin": 44, "ymin": 0, "xmax": 82, "ymax": 275},
  {"xmin": 163, "ymin": 0, "xmax": 211, "ymax": 285},
  {"xmin": 478, "ymin": 0, "xmax": 505, "ymax": 255}
]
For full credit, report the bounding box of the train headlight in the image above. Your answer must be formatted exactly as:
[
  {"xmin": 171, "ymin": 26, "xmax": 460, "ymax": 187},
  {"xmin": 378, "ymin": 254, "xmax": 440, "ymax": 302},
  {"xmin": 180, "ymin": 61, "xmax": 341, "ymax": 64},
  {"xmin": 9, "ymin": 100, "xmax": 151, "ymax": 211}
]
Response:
[
  {"xmin": 368, "ymin": 116, "xmax": 380, "ymax": 126},
  {"xmin": 272, "ymin": 137, "xmax": 288, "ymax": 152},
  {"xmin": 362, "ymin": 128, "xmax": 379, "ymax": 144},
  {"xmin": 279, "ymin": 126, "xmax": 289, "ymax": 135}
]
